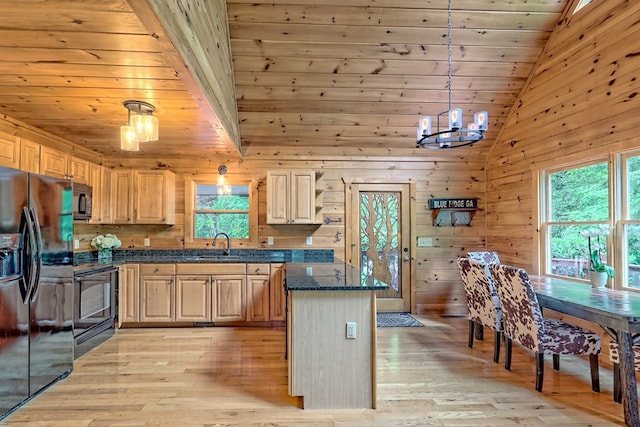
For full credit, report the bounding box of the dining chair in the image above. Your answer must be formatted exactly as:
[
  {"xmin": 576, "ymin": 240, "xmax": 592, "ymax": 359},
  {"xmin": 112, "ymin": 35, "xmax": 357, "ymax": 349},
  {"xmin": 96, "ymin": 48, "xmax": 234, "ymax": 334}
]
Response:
[
  {"xmin": 466, "ymin": 251, "xmax": 501, "ymax": 265},
  {"xmin": 457, "ymin": 258, "xmax": 503, "ymax": 363},
  {"xmin": 608, "ymin": 340, "xmax": 640, "ymax": 403},
  {"xmin": 489, "ymin": 264, "xmax": 602, "ymax": 392}
]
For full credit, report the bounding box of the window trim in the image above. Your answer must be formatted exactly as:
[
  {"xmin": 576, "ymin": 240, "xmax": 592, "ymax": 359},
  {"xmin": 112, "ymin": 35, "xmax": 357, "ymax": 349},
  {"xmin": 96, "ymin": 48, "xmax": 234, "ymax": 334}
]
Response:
[{"xmin": 184, "ymin": 175, "xmax": 258, "ymax": 248}]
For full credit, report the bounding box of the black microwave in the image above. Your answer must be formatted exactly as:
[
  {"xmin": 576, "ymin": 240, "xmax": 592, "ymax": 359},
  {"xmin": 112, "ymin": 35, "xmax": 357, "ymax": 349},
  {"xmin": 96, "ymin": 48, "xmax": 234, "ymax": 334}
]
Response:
[{"xmin": 72, "ymin": 183, "xmax": 93, "ymax": 220}]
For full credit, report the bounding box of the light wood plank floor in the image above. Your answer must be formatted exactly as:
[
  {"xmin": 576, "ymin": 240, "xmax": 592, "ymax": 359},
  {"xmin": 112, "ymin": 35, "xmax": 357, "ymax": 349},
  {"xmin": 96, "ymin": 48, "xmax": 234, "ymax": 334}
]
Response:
[{"xmin": 1, "ymin": 314, "xmax": 630, "ymax": 426}]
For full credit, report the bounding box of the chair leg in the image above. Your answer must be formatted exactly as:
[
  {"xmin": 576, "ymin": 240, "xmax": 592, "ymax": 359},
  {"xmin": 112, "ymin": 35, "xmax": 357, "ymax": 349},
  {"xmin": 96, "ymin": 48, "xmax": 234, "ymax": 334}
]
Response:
[
  {"xmin": 493, "ymin": 330, "xmax": 501, "ymax": 363},
  {"xmin": 475, "ymin": 322, "xmax": 484, "ymax": 341},
  {"xmin": 468, "ymin": 320, "xmax": 474, "ymax": 348},
  {"xmin": 589, "ymin": 354, "xmax": 600, "ymax": 393},
  {"xmin": 613, "ymin": 362, "xmax": 621, "ymax": 403},
  {"xmin": 535, "ymin": 352, "xmax": 544, "ymax": 392},
  {"xmin": 505, "ymin": 338, "xmax": 512, "ymax": 371},
  {"xmin": 552, "ymin": 354, "xmax": 560, "ymax": 371}
]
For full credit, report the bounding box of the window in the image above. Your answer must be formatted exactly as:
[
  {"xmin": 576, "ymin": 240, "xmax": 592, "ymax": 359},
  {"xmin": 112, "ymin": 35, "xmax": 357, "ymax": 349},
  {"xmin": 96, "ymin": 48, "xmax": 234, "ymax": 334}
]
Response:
[
  {"xmin": 541, "ymin": 161, "xmax": 611, "ymax": 281},
  {"xmin": 184, "ymin": 176, "xmax": 257, "ymax": 246},
  {"xmin": 574, "ymin": 0, "xmax": 593, "ymax": 14},
  {"xmin": 539, "ymin": 151, "xmax": 640, "ymax": 290}
]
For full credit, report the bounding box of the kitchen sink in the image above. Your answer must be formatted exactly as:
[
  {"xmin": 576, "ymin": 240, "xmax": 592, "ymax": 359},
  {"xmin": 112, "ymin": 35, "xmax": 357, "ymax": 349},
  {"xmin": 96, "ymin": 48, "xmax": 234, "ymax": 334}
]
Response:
[{"xmin": 184, "ymin": 255, "xmax": 243, "ymax": 262}]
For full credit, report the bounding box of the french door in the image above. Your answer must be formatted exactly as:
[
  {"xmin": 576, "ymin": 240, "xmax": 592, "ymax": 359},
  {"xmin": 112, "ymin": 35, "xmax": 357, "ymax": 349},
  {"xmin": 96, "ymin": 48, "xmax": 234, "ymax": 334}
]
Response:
[{"xmin": 347, "ymin": 183, "xmax": 411, "ymax": 312}]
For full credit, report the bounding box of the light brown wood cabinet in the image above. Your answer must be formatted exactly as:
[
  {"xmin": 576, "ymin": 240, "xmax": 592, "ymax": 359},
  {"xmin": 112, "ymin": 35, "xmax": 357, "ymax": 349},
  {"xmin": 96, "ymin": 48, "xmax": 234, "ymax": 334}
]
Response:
[
  {"xmin": 269, "ymin": 263, "xmax": 286, "ymax": 321},
  {"xmin": 140, "ymin": 264, "xmax": 176, "ymax": 322},
  {"xmin": 0, "ymin": 133, "xmax": 19, "ymax": 169},
  {"xmin": 69, "ymin": 156, "xmax": 90, "ymax": 184},
  {"xmin": 101, "ymin": 168, "xmax": 175, "ymax": 224},
  {"xmin": 19, "ymin": 138, "xmax": 40, "ymax": 173},
  {"xmin": 39, "ymin": 146, "xmax": 68, "ymax": 179},
  {"xmin": 266, "ymin": 170, "xmax": 319, "ymax": 224},
  {"xmin": 212, "ymin": 275, "xmax": 246, "ymax": 321},
  {"xmin": 175, "ymin": 276, "xmax": 211, "ymax": 321},
  {"xmin": 134, "ymin": 170, "xmax": 176, "ymax": 224},
  {"xmin": 118, "ymin": 264, "xmax": 140, "ymax": 325},
  {"xmin": 247, "ymin": 263, "xmax": 271, "ymax": 322},
  {"xmin": 88, "ymin": 162, "xmax": 102, "ymax": 223}
]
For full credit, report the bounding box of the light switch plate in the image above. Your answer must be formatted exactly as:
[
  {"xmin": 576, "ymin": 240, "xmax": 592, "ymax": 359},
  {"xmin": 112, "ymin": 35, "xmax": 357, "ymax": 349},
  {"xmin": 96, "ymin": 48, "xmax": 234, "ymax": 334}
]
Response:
[
  {"xmin": 346, "ymin": 322, "xmax": 357, "ymax": 339},
  {"xmin": 267, "ymin": 236, "xmax": 274, "ymax": 245},
  {"xmin": 144, "ymin": 238, "xmax": 150, "ymax": 247},
  {"xmin": 417, "ymin": 237, "xmax": 433, "ymax": 247},
  {"xmin": 306, "ymin": 236, "xmax": 313, "ymax": 245},
  {"xmin": 73, "ymin": 239, "xmax": 80, "ymax": 249}
]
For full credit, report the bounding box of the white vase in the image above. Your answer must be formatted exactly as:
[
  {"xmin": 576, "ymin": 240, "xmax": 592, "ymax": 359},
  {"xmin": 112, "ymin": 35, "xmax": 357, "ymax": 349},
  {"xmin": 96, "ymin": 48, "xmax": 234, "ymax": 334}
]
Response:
[{"xmin": 590, "ymin": 271, "xmax": 608, "ymax": 288}]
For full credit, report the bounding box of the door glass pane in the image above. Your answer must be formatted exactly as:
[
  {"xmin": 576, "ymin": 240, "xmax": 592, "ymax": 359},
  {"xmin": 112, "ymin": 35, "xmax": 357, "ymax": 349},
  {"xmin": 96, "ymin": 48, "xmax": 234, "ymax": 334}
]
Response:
[{"xmin": 359, "ymin": 192, "xmax": 399, "ymax": 293}]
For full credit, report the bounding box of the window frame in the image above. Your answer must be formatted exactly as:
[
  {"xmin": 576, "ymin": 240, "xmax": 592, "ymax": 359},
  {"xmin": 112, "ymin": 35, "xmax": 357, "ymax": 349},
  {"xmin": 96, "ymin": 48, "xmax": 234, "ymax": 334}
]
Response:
[{"xmin": 184, "ymin": 175, "xmax": 258, "ymax": 248}]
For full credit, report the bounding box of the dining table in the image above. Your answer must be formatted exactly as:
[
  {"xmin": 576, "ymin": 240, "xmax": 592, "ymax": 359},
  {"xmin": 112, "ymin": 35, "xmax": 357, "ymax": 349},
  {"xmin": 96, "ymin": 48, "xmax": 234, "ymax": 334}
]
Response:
[{"xmin": 530, "ymin": 275, "xmax": 640, "ymax": 427}]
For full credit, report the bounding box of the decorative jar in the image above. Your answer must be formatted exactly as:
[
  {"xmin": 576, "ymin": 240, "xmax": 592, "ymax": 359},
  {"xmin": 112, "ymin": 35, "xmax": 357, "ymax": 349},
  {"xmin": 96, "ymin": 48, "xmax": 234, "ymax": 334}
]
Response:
[{"xmin": 98, "ymin": 248, "xmax": 112, "ymax": 264}]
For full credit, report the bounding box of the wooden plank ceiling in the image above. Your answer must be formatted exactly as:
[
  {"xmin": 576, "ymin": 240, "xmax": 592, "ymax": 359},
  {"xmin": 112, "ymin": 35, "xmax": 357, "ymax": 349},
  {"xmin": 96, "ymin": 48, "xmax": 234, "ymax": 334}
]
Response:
[{"xmin": 0, "ymin": 0, "xmax": 569, "ymax": 159}]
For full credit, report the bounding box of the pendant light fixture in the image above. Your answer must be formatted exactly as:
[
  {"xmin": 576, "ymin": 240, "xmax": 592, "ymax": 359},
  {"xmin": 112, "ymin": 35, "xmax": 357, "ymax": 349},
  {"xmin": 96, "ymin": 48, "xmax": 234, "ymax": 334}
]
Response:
[
  {"xmin": 120, "ymin": 100, "xmax": 159, "ymax": 151},
  {"xmin": 416, "ymin": 0, "xmax": 488, "ymax": 149}
]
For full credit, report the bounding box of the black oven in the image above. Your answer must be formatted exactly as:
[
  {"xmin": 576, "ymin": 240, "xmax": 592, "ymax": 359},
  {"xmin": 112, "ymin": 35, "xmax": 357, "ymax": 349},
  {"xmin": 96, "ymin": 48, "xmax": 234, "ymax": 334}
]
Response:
[{"xmin": 73, "ymin": 264, "xmax": 118, "ymax": 358}]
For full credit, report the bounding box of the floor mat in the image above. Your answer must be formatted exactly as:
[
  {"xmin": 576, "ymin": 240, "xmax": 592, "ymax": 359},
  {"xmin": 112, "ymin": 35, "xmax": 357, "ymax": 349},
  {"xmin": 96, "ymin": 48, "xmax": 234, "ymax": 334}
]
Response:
[{"xmin": 377, "ymin": 312, "xmax": 424, "ymax": 327}]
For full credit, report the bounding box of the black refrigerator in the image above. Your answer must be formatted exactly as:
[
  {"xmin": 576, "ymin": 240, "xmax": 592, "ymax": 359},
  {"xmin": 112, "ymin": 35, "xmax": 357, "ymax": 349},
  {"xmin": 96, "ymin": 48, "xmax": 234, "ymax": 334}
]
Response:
[{"xmin": 0, "ymin": 166, "xmax": 74, "ymax": 420}]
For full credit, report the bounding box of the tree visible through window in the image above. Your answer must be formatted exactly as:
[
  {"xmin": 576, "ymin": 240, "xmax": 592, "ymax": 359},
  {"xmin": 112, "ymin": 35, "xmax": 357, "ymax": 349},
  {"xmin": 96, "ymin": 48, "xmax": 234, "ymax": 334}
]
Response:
[{"xmin": 195, "ymin": 184, "xmax": 249, "ymax": 239}]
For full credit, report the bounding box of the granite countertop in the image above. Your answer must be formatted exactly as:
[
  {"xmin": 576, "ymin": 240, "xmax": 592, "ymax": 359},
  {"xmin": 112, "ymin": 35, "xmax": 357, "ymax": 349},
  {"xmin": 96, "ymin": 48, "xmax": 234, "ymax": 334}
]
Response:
[
  {"xmin": 285, "ymin": 261, "xmax": 389, "ymax": 291},
  {"xmin": 73, "ymin": 248, "xmax": 334, "ymax": 271}
]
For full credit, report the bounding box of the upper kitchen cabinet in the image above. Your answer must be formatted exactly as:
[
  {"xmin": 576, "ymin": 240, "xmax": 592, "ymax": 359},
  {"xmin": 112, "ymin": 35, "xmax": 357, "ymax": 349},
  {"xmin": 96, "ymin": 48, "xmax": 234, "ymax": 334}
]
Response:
[
  {"xmin": 105, "ymin": 169, "xmax": 176, "ymax": 225},
  {"xmin": 39, "ymin": 146, "xmax": 90, "ymax": 183},
  {"xmin": 134, "ymin": 170, "xmax": 176, "ymax": 225},
  {"xmin": 19, "ymin": 138, "xmax": 40, "ymax": 174},
  {"xmin": 0, "ymin": 133, "xmax": 19, "ymax": 169},
  {"xmin": 266, "ymin": 170, "xmax": 321, "ymax": 224}
]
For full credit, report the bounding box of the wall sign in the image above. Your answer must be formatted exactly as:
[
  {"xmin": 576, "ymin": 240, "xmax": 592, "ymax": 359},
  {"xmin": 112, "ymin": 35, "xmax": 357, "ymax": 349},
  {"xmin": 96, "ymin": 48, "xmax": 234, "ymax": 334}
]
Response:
[{"xmin": 428, "ymin": 198, "xmax": 478, "ymax": 227}]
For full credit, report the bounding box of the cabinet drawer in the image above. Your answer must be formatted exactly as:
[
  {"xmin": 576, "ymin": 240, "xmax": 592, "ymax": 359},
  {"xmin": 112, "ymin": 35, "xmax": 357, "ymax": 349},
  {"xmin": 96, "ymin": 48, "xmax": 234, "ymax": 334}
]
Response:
[
  {"xmin": 140, "ymin": 264, "xmax": 176, "ymax": 275},
  {"xmin": 247, "ymin": 263, "xmax": 270, "ymax": 275},
  {"xmin": 176, "ymin": 263, "xmax": 246, "ymax": 275}
]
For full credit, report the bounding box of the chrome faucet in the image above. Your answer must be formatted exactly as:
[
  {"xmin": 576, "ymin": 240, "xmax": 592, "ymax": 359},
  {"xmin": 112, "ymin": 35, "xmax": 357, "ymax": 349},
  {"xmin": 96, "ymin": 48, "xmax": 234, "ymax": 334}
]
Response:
[{"xmin": 212, "ymin": 232, "xmax": 231, "ymax": 255}]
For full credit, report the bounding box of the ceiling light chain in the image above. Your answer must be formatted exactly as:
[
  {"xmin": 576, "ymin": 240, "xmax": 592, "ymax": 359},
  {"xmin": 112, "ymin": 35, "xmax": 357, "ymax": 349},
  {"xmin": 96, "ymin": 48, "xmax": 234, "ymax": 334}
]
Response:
[{"xmin": 416, "ymin": 0, "xmax": 488, "ymax": 149}]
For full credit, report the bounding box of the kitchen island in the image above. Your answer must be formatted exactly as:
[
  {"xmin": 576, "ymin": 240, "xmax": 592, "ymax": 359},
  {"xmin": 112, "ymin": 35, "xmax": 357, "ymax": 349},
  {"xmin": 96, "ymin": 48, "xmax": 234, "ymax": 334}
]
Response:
[{"xmin": 285, "ymin": 262, "xmax": 387, "ymax": 410}]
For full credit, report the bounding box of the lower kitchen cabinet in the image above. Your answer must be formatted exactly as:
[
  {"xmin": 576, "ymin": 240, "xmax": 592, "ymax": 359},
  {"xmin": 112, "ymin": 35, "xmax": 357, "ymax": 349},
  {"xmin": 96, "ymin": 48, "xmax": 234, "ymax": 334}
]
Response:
[
  {"xmin": 117, "ymin": 262, "xmax": 284, "ymax": 326},
  {"xmin": 212, "ymin": 275, "xmax": 246, "ymax": 321},
  {"xmin": 118, "ymin": 264, "xmax": 140, "ymax": 325},
  {"xmin": 140, "ymin": 264, "xmax": 175, "ymax": 322},
  {"xmin": 175, "ymin": 276, "xmax": 211, "ymax": 321}
]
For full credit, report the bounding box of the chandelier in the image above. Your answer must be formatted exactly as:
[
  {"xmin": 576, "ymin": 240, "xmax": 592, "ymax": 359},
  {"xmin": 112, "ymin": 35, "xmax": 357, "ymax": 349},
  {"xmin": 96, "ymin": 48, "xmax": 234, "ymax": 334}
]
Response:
[
  {"xmin": 416, "ymin": 0, "xmax": 488, "ymax": 149},
  {"xmin": 121, "ymin": 100, "xmax": 159, "ymax": 151}
]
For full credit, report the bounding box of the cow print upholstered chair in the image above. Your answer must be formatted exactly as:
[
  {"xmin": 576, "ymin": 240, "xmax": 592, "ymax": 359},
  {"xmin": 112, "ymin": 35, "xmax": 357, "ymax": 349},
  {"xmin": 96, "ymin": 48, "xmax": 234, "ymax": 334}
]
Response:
[
  {"xmin": 457, "ymin": 258, "xmax": 503, "ymax": 363},
  {"xmin": 489, "ymin": 264, "xmax": 602, "ymax": 393},
  {"xmin": 466, "ymin": 251, "xmax": 501, "ymax": 265},
  {"xmin": 608, "ymin": 341, "xmax": 640, "ymax": 403}
]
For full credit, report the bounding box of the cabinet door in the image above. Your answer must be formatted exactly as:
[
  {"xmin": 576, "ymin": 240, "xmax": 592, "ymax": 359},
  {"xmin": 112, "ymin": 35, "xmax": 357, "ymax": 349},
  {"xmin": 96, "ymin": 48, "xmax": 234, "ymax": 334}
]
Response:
[
  {"xmin": 212, "ymin": 275, "xmax": 245, "ymax": 322},
  {"xmin": 40, "ymin": 146, "xmax": 69, "ymax": 179},
  {"xmin": 20, "ymin": 138, "xmax": 40, "ymax": 173},
  {"xmin": 134, "ymin": 170, "xmax": 175, "ymax": 224},
  {"xmin": 118, "ymin": 264, "xmax": 140, "ymax": 325},
  {"xmin": 269, "ymin": 263, "xmax": 286, "ymax": 321},
  {"xmin": 266, "ymin": 171, "xmax": 290, "ymax": 224},
  {"xmin": 290, "ymin": 171, "xmax": 315, "ymax": 224},
  {"xmin": 101, "ymin": 167, "xmax": 114, "ymax": 223},
  {"xmin": 88, "ymin": 162, "xmax": 102, "ymax": 223},
  {"xmin": 247, "ymin": 275, "xmax": 270, "ymax": 322},
  {"xmin": 176, "ymin": 276, "xmax": 211, "ymax": 321},
  {"xmin": 69, "ymin": 156, "xmax": 89, "ymax": 184},
  {"xmin": 0, "ymin": 133, "xmax": 19, "ymax": 169},
  {"xmin": 112, "ymin": 169, "xmax": 133, "ymax": 223},
  {"xmin": 140, "ymin": 275, "xmax": 174, "ymax": 322}
]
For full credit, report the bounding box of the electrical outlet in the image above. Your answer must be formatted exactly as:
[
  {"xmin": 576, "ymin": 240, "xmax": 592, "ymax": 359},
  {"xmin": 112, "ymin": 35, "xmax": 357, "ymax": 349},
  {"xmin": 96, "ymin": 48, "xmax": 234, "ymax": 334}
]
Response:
[
  {"xmin": 306, "ymin": 236, "xmax": 313, "ymax": 245},
  {"xmin": 267, "ymin": 236, "xmax": 274, "ymax": 246},
  {"xmin": 144, "ymin": 238, "xmax": 150, "ymax": 247},
  {"xmin": 306, "ymin": 266, "xmax": 313, "ymax": 276},
  {"xmin": 73, "ymin": 239, "xmax": 80, "ymax": 249},
  {"xmin": 417, "ymin": 237, "xmax": 433, "ymax": 247},
  {"xmin": 346, "ymin": 322, "xmax": 357, "ymax": 339}
]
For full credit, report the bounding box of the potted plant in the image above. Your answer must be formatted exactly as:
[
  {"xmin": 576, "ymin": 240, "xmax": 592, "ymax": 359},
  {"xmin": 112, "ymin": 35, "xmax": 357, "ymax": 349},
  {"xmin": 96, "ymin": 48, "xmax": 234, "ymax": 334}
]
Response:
[{"xmin": 582, "ymin": 227, "xmax": 614, "ymax": 288}]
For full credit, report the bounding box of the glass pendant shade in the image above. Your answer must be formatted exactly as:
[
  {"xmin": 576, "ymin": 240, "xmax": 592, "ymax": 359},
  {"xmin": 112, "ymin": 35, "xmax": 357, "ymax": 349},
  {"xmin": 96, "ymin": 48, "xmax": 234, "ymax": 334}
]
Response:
[
  {"xmin": 120, "ymin": 125, "xmax": 139, "ymax": 151},
  {"xmin": 144, "ymin": 114, "xmax": 159, "ymax": 141},
  {"xmin": 130, "ymin": 114, "xmax": 150, "ymax": 142}
]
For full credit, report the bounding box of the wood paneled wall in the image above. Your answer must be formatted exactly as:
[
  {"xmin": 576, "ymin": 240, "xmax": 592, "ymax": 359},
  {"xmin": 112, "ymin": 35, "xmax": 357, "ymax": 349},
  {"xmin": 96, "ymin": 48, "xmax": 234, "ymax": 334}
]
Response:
[
  {"xmin": 485, "ymin": 0, "xmax": 640, "ymax": 271},
  {"xmin": 73, "ymin": 154, "xmax": 487, "ymax": 315}
]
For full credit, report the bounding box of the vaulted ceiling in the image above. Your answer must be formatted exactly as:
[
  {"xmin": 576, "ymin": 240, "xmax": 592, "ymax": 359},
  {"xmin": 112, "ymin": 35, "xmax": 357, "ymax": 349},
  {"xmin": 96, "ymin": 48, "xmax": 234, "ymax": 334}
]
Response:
[{"xmin": 0, "ymin": 0, "xmax": 570, "ymax": 160}]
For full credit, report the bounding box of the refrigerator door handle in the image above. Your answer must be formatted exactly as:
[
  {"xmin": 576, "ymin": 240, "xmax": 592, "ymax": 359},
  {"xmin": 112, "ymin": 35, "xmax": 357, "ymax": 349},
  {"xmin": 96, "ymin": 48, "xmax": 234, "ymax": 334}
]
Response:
[
  {"xmin": 18, "ymin": 206, "xmax": 37, "ymax": 303},
  {"xmin": 28, "ymin": 207, "xmax": 43, "ymax": 302}
]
